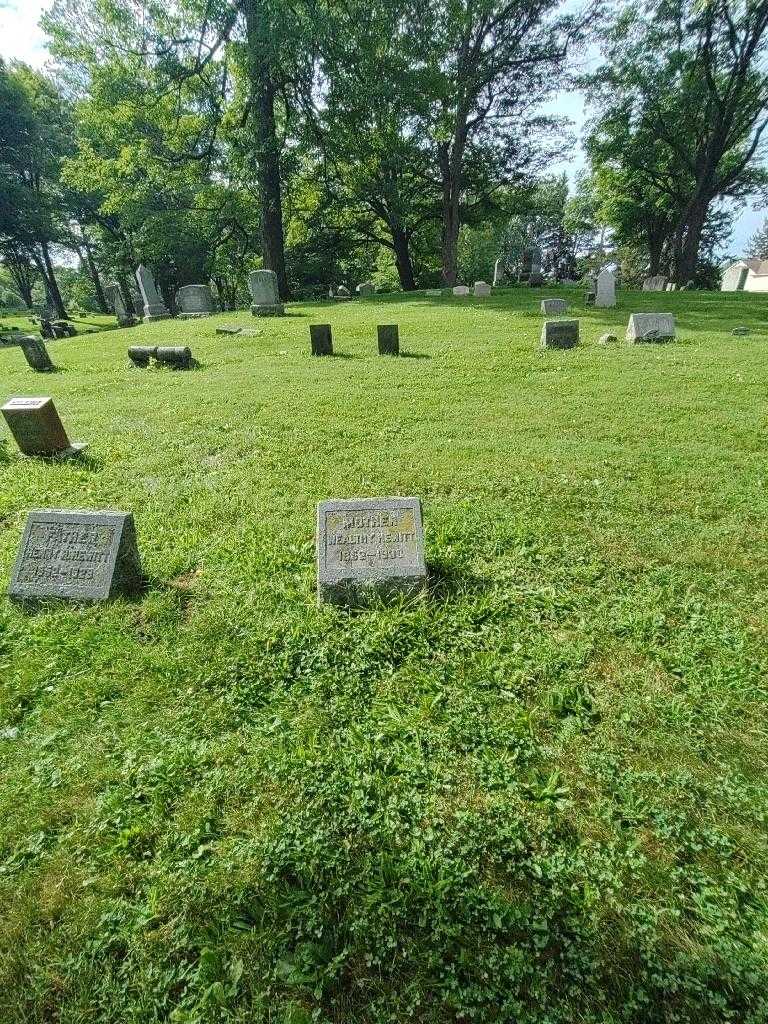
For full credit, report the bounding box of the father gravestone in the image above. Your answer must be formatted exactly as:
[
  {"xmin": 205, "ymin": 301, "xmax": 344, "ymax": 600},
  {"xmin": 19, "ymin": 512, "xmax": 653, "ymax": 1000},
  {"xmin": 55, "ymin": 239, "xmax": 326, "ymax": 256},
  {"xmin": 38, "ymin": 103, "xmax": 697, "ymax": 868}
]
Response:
[
  {"xmin": 9, "ymin": 509, "xmax": 143, "ymax": 601},
  {"xmin": 249, "ymin": 270, "xmax": 285, "ymax": 317},
  {"xmin": 135, "ymin": 265, "xmax": 171, "ymax": 322},
  {"xmin": 2, "ymin": 396, "xmax": 86, "ymax": 457},
  {"xmin": 541, "ymin": 320, "xmax": 579, "ymax": 349},
  {"xmin": 316, "ymin": 496, "xmax": 427, "ymax": 606}
]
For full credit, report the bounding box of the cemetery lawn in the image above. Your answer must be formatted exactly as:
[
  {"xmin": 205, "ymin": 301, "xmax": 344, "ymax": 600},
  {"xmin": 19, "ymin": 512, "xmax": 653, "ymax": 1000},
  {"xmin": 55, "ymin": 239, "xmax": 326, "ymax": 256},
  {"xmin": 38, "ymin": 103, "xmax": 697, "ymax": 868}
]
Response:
[
  {"xmin": 1, "ymin": 287, "xmax": 768, "ymax": 1024},
  {"xmin": 0, "ymin": 311, "xmax": 117, "ymax": 334}
]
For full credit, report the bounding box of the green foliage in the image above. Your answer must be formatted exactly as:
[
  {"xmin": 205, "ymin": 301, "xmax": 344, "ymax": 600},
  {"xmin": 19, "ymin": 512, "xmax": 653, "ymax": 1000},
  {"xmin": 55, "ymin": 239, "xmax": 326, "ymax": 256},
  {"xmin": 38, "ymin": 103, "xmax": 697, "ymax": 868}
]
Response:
[{"xmin": 1, "ymin": 289, "xmax": 768, "ymax": 1021}]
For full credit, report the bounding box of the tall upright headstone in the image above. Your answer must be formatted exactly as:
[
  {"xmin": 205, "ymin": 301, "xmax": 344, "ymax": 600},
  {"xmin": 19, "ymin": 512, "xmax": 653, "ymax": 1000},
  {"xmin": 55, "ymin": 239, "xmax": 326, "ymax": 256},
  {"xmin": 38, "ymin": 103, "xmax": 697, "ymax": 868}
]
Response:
[
  {"xmin": 595, "ymin": 269, "xmax": 616, "ymax": 308},
  {"xmin": 2, "ymin": 396, "xmax": 87, "ymax": 457},
  {"xmin": 135, "ymin": 265, "xmax": 171, "ymax": 322},
  {"xmin": 9, "ymin": 510, "xmax": 143, "ymax": 602},
  {"xmin": 248, "ymin": 270, "xmax": 285, "ymax": 317},
  {"xmin": 316, "ymin": 497, "xmax": 427, "ymax": 606},
  {"xmin": 493, "ymin": 258, "xmax": 506, "ymax": 287}
]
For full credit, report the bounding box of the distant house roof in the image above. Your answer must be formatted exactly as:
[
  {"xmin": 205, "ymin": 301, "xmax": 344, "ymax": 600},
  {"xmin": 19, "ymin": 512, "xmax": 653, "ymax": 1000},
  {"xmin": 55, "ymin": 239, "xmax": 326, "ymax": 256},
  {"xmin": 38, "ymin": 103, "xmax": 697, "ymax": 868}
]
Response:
[{"xmin": 733, "ymin": 258, "xmax": 768, "ymax": 275}]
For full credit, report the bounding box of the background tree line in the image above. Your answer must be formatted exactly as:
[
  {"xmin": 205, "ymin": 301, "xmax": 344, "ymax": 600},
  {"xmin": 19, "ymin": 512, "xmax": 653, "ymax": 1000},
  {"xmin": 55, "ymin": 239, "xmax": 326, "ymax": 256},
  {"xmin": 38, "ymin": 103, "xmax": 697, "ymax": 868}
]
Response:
[{"xmin": 1, "ymin": 0, "xmax": 767, "ymax": 318}]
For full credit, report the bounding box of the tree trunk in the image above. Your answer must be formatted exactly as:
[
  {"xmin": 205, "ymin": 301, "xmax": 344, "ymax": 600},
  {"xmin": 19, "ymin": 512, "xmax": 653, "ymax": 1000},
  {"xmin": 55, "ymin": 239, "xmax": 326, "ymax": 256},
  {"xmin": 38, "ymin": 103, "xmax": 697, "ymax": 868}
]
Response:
[
  {"xmin": 675, "ymin": 200, "xmax": 708, "ymax": 285},
  {"xmin": 39, "ymin": 241, "xmax": 68, "ymax": 319},
  {"xmin": 81, "ymin": 232, "xmax": 109, "ymax": 313},
  {"xmin": 392, "ymin": 226, "xmax": 417, "ymax": 290},
  {"xmin": 243, "ymin": 0, "xmax": 289, "ymax": 301},
  {"xmin": 117, "ymin": 272, "xmax": 137, "ymax": 317},
  {"xmin": 439, "ymin": 141, "xmax": 461, "ymax": 286}
]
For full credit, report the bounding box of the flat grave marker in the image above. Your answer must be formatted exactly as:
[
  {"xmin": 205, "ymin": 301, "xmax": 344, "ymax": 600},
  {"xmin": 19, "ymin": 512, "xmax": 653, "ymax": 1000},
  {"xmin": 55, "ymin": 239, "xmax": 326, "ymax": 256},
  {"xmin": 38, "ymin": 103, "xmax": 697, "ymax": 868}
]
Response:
[
  {"xmin": 9, "ymin": 509, "xmax": 143, "ymax": 602},
  {"xmin": 316, "ymin": 496, "xmax": 427, "ymax": 606}
]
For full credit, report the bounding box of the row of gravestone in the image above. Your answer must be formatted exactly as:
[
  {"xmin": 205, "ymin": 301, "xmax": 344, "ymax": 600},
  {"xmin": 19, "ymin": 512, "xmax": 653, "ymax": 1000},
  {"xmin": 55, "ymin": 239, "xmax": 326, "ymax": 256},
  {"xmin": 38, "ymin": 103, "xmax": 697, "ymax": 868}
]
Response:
[
  {"xmin": 541, "ymin": 313, "xmax": 676, "ymax": 348},
  {"xmin": 643, "ymin": 276, "xmax": 695, "ymax": 292}
]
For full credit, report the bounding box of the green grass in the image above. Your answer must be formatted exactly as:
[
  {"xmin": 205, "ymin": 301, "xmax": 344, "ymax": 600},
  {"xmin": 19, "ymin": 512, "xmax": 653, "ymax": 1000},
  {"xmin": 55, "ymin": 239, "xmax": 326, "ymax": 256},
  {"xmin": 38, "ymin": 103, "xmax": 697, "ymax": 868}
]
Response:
[
  {"xmin": 1, "ymin": 287, "xmax": 767, "ymax": 1023},
  {"xmin": 0, "ymin": 311, "xmax": 117, "ymax": 334}
]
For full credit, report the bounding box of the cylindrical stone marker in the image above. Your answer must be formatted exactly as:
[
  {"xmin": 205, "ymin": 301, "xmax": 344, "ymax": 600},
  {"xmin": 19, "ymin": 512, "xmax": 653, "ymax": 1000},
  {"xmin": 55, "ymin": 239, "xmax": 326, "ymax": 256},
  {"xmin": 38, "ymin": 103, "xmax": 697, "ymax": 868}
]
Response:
[
  {"xmin": 128, "ymin": 346, "xmax": 157, "ymax": 367},
  {"xmin": 377, "ymin": 325, "xmax": 399, "ymax": 356},
  {"xmin": 155, "ymin": 346, "xmax": 193, "ymax": 369},
  {"xmin": 310, "ymin": 324, "xmax": 333, "ymax": 356}
]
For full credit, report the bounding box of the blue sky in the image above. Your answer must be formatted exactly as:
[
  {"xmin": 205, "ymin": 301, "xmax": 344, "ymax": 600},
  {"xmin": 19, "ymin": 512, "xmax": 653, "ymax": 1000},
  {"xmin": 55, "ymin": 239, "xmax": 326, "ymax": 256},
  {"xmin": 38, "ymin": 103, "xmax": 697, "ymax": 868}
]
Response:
[{"xmin": 0, "ymin": 0, "xmax": 762, "ymax": 256}]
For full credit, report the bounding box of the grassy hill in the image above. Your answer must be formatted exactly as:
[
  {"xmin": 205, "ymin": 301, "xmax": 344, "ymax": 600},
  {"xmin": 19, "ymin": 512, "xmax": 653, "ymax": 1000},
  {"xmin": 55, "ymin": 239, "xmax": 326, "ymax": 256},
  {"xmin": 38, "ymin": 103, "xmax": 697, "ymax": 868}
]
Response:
[{"xmin": 1, "ymin": 287, "xmax": 767, "ymax": 1023}]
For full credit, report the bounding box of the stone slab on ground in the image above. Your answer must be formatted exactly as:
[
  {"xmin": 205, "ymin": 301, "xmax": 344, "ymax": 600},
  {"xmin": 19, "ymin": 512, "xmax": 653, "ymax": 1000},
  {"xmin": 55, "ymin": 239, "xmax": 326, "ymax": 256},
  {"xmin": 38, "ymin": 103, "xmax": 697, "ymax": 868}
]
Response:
[
  {"xmin": 316, "ymin": 496, "xmax": 427, "ymax": 607},
  {"xmin": 9, "ymin": 509, "xmax": 143, "ymax": 602}
]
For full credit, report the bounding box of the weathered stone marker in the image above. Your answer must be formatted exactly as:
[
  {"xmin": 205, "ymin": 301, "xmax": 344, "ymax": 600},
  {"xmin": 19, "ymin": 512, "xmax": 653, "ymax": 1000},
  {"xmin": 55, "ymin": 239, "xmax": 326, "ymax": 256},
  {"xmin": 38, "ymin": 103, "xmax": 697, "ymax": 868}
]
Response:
[
  {"xmin": 377, "ymin": 325, "xmax": 399, "ymax": 356},
  {"xmin": 642, "ymin": 275, "xmax": 667, "ymax": 292},
  {"xmin": 2, "ymin": 397, "xmax": 87, "ymax": 458},
  {"xmin": 595, "ymin": 269, "xmax": 616, "ymax": 308},
  {"xmin": 249, "ymin": 270, "xmax": 285, "ymax": 317},
  {"xmin": 310, "ymin": 324, "xmax": 333, "ymax": 356},
  {"xmin": 19, "ymin": 337, "xmax": 55, "ymax": 372},
  {"xmin": 452, "ymin": 285, "xmax": 470, "ymax": 296},
  {"xmin": 357, "ymin": 282, "xmax": 375, "ymax": 297},
  {"xmin": 9, "ymin": 509, "xmax": 143, "ymax": 602},
  {"xmin": 626, "ymin": 313, "xmax": 675, "ymax": 343},
  {"xmin": 316, "ymin": 496, "xmax": 427, "ymax": 606},
  {"xmin": 585, "ymin": 290, "xmax": 596, "ymax": 306},
  {"xmin": 135, "ymin": 264, "xmax": 171, "ymax": 321},
  {"xmin": 541, "ymin": 320, "xmax": 579, "ymax": 349},
  {"xmin": 128, "ymin": 345, "xmax": 157, "ymax": 367},
  {"xmin": 105, "ymin": 283, "xmax": 136, "ymax": 327},
  {"xmin": 541, "ymin": 298, "xmax": 567, "ymax": 315},
  {"xmin": 155, "ymin": 346, "xmax": 193, "ymax": 369},
  {"xmin": 473, "ymin": 281, "xmax": 491, "ymax": 297},
  {"xmin": 176, "ymin": 284, "xmax": 214, "ymax": 318}
]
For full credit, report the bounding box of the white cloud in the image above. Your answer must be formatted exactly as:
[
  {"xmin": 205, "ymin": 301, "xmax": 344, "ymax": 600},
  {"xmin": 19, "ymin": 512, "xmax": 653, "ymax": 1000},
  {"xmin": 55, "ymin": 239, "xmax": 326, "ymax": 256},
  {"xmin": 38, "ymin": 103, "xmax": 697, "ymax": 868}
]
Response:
[{"xmin": 0, "ymin": 0, "xmax": 54, "ymax": 69}]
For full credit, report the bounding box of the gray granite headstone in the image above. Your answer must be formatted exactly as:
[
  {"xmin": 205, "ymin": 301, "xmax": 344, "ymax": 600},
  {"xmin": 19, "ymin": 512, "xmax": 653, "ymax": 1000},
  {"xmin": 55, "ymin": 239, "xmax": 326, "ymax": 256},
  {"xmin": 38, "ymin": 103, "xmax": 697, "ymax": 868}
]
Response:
[
  {"xmin": 176, "ymin": 284, "xmax": 214, "ymax": 318},
  {"xmin": 541, "ymin": 320, "xmax": 579, "ymax": 349},
  {"xmin": 19, "ymin": 337, "xmax": 54, "ymax": 372},
  {"xmin": 135, "ymin": 265, "xmax": 171, "ymax": 321},
  {"xmin": 9, "ymin": 509, "xmax": 143, "ymax": 601},
  {"xmin": 595, "ymin": 269, "xmax": 616, "ymax": 308},
  {"xmin": 316, "ymin": 496, "xmax": 427, "ymax": 606},
  {"xmin": 473, "ymin": 281, "xmax": 491, "ymax": 297},
  {"xmin": 377, "ymin": 325, "xmax": 399, "ymax": 355},
  {"xmin": 642, "ymin": 275, "xmax": 667, "ymax": 292},
  {"xmin": 105, "ymin": 283, "xmax": 136, "ymax": 327},
  {"xmin": 248, "ymin": 270, "xmax": 284, "ymax": 317},
  {"xmin": 452, "ymin": 285, "xmax": 470, "ymax": 296},
  {"xmin": 541, "ymin": 299, "xmax": 567, "ymax": 315},
  {"xmin": 493, "ymin": 258, "xmax": 505, "ymax": 286},
  {"xmin": 357, "ymin": 282, "xmax": 375, "ymax": 297},
  {"xmin": 1, "ymin": 396, "xmax": 86, "ymax": 457},
  {"xmin": 626, "ymin": 312, "xmax": 675, "ymax": 343},
  {"xmin": 310, "ymin": 324, "xmax": 333, "ymax": 356}
]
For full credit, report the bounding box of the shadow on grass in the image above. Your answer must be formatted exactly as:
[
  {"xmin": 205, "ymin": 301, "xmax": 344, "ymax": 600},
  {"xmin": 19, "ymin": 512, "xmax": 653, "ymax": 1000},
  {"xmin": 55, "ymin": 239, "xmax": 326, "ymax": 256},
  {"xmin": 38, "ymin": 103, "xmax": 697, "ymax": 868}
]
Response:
[{"xmin": 399, "ymin": 351, "xmax": 431, "ymax": 360}]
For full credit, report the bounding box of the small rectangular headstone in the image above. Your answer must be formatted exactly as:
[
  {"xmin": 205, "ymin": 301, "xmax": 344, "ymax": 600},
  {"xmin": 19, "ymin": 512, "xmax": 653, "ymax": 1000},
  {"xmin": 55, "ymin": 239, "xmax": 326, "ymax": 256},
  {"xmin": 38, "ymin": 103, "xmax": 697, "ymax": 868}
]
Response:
[
  {"xmin": 425, "ymin": 289, "xmax": 443, "ymax": 297},
  {"xmin": 316, "ymin": 497, "xmax": 427, "ymax": 606},
  {"xmin": 541, "ymin": 299, "xmax": 567, "ymax": 315},
  {"xmin": 356, "ymin": 282, "xmax": 375, "ymax": 296},
  {"xmin": 473, "ymin": 281, "xmax": 491, "ymax": 297},
  {"xmin": 19, "ymin": 337, "xmax": 54, "ymax": 372},
  {"xmin": 1, "ymin": 396, "xmax": 85, "ymax": 457},
  {"xmin": 452, "ymin": 285, "xmax": 470, "ymax": 296},
  {"xmin": 9, "ymin": 509, "xmax": 143, "ymax": 601},
  {"xmin": 310, "ymin": 324, "xmax": 333, "ymax": 356},
  {"xmin": 377, "ymin": 325, "xmax": 399, "ymax": 356},
  {"xmin": 541, "ymin": 320, "xmax": 579, "ymax": 349},
  {"xmin": 626, "ymin": 312, "xmax": 675, "ymax": 343}
]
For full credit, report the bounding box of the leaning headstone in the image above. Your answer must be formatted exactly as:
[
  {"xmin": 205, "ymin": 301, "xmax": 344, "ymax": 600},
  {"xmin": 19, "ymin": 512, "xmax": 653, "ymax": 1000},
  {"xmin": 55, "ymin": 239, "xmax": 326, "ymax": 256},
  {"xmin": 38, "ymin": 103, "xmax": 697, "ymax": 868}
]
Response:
[
  {"xmin": 155, "ymin": 346, "xmax": 193, "ymax": 369},
  {"xmin": 176, "ymin": 284, "xmax": 214, "ymax": 319},
  {"xmin": 377, "ymin": 325, "xmax": 399, "ymax": 356},
  {"xmin": 128, "ymin": 345, "xmax": 157, "ymax": 367},
  {"xmin": 541, "ymin": 299, "xmax": 567, "ymax": 315},
  {"xmin": 453, "ymin": 285, "xmax": 470, "ymax": 296},
  {"xmin": 19, "ymin": 337, "xmax": 55, "ymax": 372},
  {"xmin": 356, "ymin": 282, "xmax": 375, "ymax": 297},
  {"xmin": 2, "ymin": 396, "xmax": 86, "ymax": 458},
  {"xmin": 541, "ymin": 320, "xmax": 579, "ymax": 349},
  {"xmin": 135, "ymin": 264, "xmax": 171, "ymax": 321},
  {"xmin": 316, "ymin": 496, "xmax": 427, "ymax": 606},
  {"xmin": 248, "ymin": 270, "xmax": 285, "ymax": 317},
  {"xmin": 595, "ymin": 269, "xmax": 616, "ymax": 308},
  {"xmin": 9, "ymin": 509, "xmax": 143, "ymax": 602},
  {"xmin": 626, "ymin": 312, "xmax": 675, "ymax": 343},
  {"xmin": 473, "ymin": 281, "xmax": 491, "ymax": 297},
  {"xmin": 105, "ymin": 283, "xmax": 136, "ymax": 328},
  {"xmin": 310, "ymin": 324, "xmax": 333, "ymax": 356}
]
